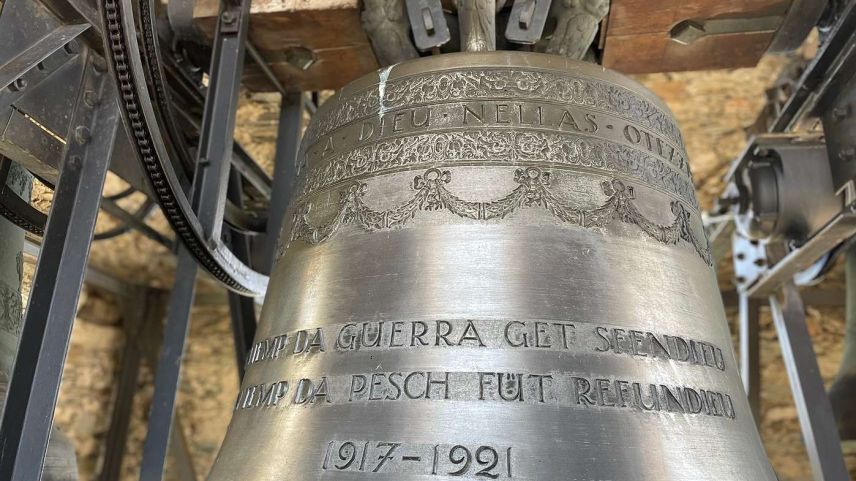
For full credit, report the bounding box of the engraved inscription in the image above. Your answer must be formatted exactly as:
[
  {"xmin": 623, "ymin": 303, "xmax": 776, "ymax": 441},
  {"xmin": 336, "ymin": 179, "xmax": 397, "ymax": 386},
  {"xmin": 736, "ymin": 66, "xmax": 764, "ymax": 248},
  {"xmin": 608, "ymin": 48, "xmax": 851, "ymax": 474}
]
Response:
[
  {"xmin": 570, "ymin": 376, "xmax": 736, "ymax": 418},
  {"xmin": 246, "ymin": 328, "xmax": 325, "ymax": 366},
  {"xmin": 304, "ymin": 68, "xmax": 684, "ymax": 150},
  {"xmin": 306, "ymin": 103, "xmax": 690, "ymax": 179},
  {"xmin": 248, "ymin": 319, "xmax": 727, "ymax": 372},
  {"xmin": 287, "ymin": 168, "xmax": 711, "ymax": 265},
  {"xmin": 234, "ymin": 371, "xmax": 737, "ymax": 420},
  {"xmin": 321, "ymin": 441, "xmax": 514, "ymax": 478},
  {"xmin": 234, "ymin": 376, "xmax": 331, "ymax": 410}
]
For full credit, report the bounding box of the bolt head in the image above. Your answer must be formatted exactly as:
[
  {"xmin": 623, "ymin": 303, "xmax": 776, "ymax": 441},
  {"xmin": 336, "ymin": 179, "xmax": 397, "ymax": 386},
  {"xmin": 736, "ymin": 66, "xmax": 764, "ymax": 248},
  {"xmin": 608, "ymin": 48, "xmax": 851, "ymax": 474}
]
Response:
[
  {"xmin": 64, "ymin": 40, "xmax": 81, "ymax": 55},
  {"xmin": 92, "ymin": 56, "xmax": 107, "ymax": 73},
  {"xmin": 83, "ymin": 90, "xmax": 98, "ymax": 108},
  {"xmin": 839, "ymin": 146, "xmax": 856, "ymax": 161},
  {"xmin": 284, "ymin": 46, "xmax": 316, "ymax": 71},
  {"xmin": 8, "ymin": 78, "xmax": 27, "ymax": 92},
  {"xmin": 221, "ymin": 10, "xmax": 237, "ymax": 23},
  {"xmin": 669, "ymin": 20, "xmax": 706, "ymax": 46},
  {"xmin": 74, "ymin": 126, "xmax": 91, "ymax": 145},
  {"xmin": 832, "ymin": 105, "xmax": 851, "ymax": 121}
]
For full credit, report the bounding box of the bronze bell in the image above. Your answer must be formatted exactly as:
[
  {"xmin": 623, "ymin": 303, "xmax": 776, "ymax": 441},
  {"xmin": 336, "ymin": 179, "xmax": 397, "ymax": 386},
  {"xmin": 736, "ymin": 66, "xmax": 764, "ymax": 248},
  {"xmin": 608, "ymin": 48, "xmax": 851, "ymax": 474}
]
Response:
[{"xmin": 207, "ymin": 52, "xmax": 776, "ymax": 480}]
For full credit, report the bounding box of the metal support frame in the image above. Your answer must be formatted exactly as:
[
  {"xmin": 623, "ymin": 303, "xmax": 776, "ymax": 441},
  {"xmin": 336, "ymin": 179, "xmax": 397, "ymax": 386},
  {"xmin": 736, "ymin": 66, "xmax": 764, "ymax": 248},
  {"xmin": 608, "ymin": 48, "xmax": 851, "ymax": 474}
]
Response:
[
  {"xmin": 0, "ymin": 22, "xmax": 89, "ymax": 91},
  {"xmin": 0, "ymin": 0, "xmax": 297, "ymax": 474},
  {"xmin": 262, "ymin": 92, "xmax": 303, "ymax": 271},
  {"xmin": 226, "ymin": 171, "xmax": 256, "ymax": 375},
  {"xmin": 0, "ymin": 50, "xmax": 116, "ymax": 481},
  {"xmin": 99, "ymin": 287, "xmax": 166, "ymax": 481},
  {"xmin": 96, "ymin": 281, "xmax": 200, "ymax": 481},
  {"xmin": 769, "ymin": 283, "xmax": 849, "ymax": 481},
  {"xmin": 191, "ymin": 0, "xmax": 251, "ymax": 242},
  {"xmin": 738, "ymin": 294, "xmax": 762, "ymax": 425},
  {"xmin": 139, "ymin": 248, "xmax": 198, "ymax": 481},
  {"xmin": 139, "ymin": 0, "xmax": 251, "ymax": 477}
]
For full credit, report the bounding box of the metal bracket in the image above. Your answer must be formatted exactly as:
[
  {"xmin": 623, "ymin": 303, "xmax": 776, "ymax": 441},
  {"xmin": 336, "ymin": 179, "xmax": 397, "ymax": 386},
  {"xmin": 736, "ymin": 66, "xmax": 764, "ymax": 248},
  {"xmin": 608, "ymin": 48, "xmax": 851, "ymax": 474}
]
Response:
[
  {"xmin": 670, "ymin": 16, "xmax": 782, "ymax": 46},
  {"xmin": 769, "ymin": 283, "xmax": 849, "ymax": 481},
  {"xmin": 505, "ymin": 0, "xmax": 550, "ymax": 45},
  {"xmin": 0, "ymin": 23, "xmax": 88, "ymax": 91},
  {"xmin": 747, "ymin": 209, "xmax": 856, "ymax": 298},
  {"xmin": 0, "ymin": 50, "xmax": 117, "ymax": 481},
  {"xmin": 405, "ymin": 0, "xmax": 450, "ymax": 51}
]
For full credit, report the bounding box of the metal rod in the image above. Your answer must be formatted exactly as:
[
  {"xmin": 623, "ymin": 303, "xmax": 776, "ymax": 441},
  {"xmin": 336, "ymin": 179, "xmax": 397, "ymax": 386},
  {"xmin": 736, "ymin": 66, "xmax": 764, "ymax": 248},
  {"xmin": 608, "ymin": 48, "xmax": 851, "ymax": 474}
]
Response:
[
  {"xmin": 262, "ymin": 92, "xmax": 303, "ymax": 272},
  {"xmin": 138, "ymin": 246, "xmax": 199, "ymax": 481},
  {"xmin": 768, "ymin": 283, "xmax": 849, "ymax": 481},
  {"xmin": 0, "ymin": 55, "xmax": 116, "ymax": 481},
  {"xmin": 738, "ymin": 293, "xmax": 761, "ymax": 425},
  {"xmin": 191, "ymin": 0, "xmax": 252, "ymax": 240},
  {"xmin": 246, "ymin": 41, "xmax": 286, "ymax": 96},
  {"xmin": 136, "ymin": 288, "xmax": 198, "ymax": 481},
  {"xmin": 100, "ymin": 198, "xmax": 173, "ymax": 249},
  {"xmin": 99, "ymin": 287, "xmax": 166, "ymax": 481},
  {"xmin": 226, "ymin": 170, "xmax": 256, "ymax": 376}
]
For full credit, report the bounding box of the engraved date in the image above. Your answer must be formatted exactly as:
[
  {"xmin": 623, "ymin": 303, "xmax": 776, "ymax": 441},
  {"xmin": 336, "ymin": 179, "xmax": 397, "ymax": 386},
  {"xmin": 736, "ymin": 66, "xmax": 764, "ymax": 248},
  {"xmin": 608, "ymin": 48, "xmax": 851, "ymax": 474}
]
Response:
[{"xmin": 321, "ymin": 440, "xmax": 514, "ymax": 478}]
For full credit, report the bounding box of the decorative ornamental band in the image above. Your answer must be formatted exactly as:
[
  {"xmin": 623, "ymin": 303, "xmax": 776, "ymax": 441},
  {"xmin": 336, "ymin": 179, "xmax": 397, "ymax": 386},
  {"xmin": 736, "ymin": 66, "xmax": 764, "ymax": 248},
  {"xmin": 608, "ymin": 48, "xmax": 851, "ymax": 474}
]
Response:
[
  {"xmin": 304, "ymin": 69, "xmax": 685, "ymax": 151},
  {"xmin": 287, "ymin": 167, "xmax": 712, "ymax": 266},
  {"xmin": 297, "ymin": 130, "xmax": 699, "ymax": 210}
]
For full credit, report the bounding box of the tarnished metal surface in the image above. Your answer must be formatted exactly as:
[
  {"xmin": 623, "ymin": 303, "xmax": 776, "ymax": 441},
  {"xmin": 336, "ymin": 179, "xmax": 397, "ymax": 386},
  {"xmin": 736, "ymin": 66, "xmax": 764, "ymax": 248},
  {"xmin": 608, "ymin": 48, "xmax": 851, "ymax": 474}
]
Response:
[
  {"xmin": 458, "ymin": 0, "xmax": 496, "ymax": 52},
  {"xmin": 546, "ymin": 0, "xmax": 609, "ymax": 59},
  {"xmin": 208, "ymin": 52, "xmax": 776, "ymax": 480}
]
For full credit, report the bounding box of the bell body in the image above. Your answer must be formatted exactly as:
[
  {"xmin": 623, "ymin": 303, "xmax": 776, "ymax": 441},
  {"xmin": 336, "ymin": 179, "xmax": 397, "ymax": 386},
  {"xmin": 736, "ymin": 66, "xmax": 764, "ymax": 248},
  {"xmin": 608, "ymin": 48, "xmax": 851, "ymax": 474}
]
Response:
[{"xmin": 208, "ymin": 52, "xmax": 776, "ymax": 480}]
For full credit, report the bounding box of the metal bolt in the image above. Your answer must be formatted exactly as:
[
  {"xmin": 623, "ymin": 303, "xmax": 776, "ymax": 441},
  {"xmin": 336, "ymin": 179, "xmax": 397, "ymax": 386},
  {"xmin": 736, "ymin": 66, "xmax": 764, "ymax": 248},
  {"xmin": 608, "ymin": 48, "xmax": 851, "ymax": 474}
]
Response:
[
  {"xmin": 68, "ymin": 155, "xmax": 82, "ymax": 168},
  {"xmin": 735, "ymin": 252, "xmax": 746, "ymax": 261},
  {"xmin": 832, "ymin": 105, "xmax": 851, "ymax": 121},
  {"xmin": 64, "ymin": 40, "xmax": 81, "ymax": 55},
  {"xmin": 221, "ymin": 10, "xmax": 237, "ymax": 24},
  {"xmin": 83, "ymin": 90, "xmax": 98, "ymax": 108},
  {"xmin": 7, "ymin": 78, "xmax": 27, "ymax": 92},
  {"xmin": 284, "ymin": 46, "xmax": 316, "ymax": 71},
  {"xmin": 92, "ymin": 56, "xmax": 107, "ymax": 73},
  {"xmin": 669, "ymin": 20, "xmax": 705, "ymax": 46},
  {"xmin": 74, "ymin": 126, "xmax": 91, "ymax": 145},
  {"xmin": 839, "ymin": 146, "xmax": 856, "ymax": 162}
]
